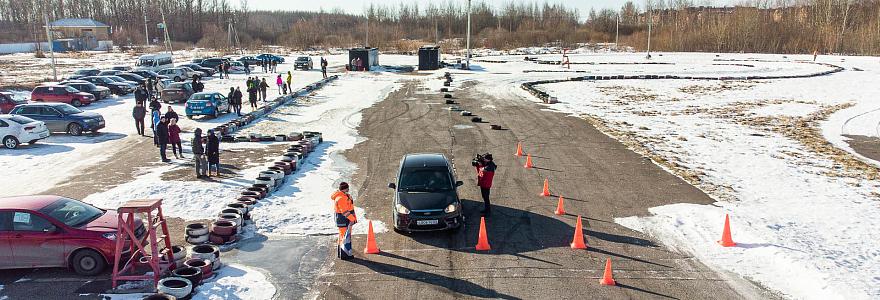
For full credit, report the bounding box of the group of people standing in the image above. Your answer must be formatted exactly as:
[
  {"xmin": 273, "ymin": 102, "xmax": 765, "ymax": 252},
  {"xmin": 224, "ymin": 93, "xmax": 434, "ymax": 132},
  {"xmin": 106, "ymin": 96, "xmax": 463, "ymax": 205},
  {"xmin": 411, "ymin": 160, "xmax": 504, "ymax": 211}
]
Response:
[
  {"xmin": 216, "ymin": 61, "xmax": 231, "ymax": 79},
  {"xmin": 262, "ymin": 59, "xmax": 278, "ymax": 73},
  {"xmin": 191, "ymin": 128, "xmax": 221, "ymax": 178},
  {"xmin": 275, "ymin": 71, "xmax": 293, "ymax": 95}
]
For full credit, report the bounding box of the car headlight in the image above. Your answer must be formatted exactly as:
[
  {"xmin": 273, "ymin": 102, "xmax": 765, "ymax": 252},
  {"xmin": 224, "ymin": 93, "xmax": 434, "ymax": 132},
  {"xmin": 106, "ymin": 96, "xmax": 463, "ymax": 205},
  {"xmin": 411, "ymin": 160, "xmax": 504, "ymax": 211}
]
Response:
[
  {"xmin": 84, "ymin": 118, "xmax": 96, "ymax": 123},
  {"xmin": 395, "ymin": 204, "xmax": 410, "ymax": 215},
  {"xmin": 102, "ymin": 232, "xmax": 117, "ymax": 240},
  {"xmin": 444, "ymin": 203, "xmax": 458, "ymax": 213}
]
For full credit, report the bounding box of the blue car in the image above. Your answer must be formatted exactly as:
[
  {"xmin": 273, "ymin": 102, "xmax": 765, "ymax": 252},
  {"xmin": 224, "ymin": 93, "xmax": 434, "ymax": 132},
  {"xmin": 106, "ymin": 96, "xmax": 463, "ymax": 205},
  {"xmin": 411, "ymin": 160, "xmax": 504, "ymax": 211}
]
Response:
[
  {"xmin": 256, "ymin": 54, "xmax": 285, "ymax": 64},
  {"xmin": 10, "ymin": 102, "xmax": 105, "ymax": 136},
  {"xmin": 185, "ymin": 92, "xmax": 231, "ymax": 119}
]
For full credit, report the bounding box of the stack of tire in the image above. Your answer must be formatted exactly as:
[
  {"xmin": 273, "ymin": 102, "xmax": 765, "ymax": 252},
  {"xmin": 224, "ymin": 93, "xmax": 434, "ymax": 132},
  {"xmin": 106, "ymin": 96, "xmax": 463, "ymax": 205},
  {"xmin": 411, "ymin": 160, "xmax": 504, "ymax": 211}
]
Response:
[
  {"xmin": 443, "ymin": 72, "xmax": 452, "ymax": 87},
  {"xmin": 169, "ymin": 245, "xmax": 188, "ymax": 268},
  {"xmin": 185, "ymin": 223, "xmax": 209, "ymax": 245},
  {"xmin": 156, "ymin": 245, "xmax": 220, "ymax": 298}
]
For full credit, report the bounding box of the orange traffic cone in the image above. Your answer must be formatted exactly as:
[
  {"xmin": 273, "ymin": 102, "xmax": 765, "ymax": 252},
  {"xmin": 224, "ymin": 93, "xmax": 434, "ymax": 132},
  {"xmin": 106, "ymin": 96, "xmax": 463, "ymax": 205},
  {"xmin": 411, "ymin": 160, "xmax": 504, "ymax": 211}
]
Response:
[
  {"xmin": 475, "ymin": 217, "xmax": 491, "ymax": 251},
  {"xmin": 571, "ymin": 216, "xmax": 587, "ymax": 249},
  {"xmin": 364, "ymin": 220, "xmax": 381, "ymax": 254},
  {"xmin": 515, "ymin": 142, "xmax": 524, "ymax": 156},
  {"xmin": 540, "ymin": 178, "xmax": 550, "ymax": 197},
  {"xmin": 599, "ymin": 258, "xmax": 616, "ymax": 286},
  {"xmin": 524, "ymin": 154, "xmax": 534, "ymax": 168},
  {"xmin": 554, "ymin": 195, "xmax": 566, "ymax": 215},
  {"xmin": 717, "ymin": 214, "xmax": 736, "ymax": 247}
]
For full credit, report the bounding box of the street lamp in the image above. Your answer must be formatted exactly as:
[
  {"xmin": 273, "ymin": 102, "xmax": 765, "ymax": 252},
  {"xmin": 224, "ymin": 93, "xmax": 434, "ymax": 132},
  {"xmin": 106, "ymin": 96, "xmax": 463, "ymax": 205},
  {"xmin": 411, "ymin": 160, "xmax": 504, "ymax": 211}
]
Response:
[
  {"xmin": 646, "ymin": 0, "xmax": 652, "ymax": 59},
  {"xmin": 465, "ymin": 0, "xmax": 472, "ymax": 70}
]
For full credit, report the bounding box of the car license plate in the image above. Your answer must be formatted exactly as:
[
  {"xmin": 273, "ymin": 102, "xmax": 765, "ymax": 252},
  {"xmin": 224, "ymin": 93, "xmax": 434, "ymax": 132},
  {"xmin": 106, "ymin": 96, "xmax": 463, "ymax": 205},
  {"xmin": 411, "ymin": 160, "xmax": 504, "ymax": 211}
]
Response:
[
  {"xmin": 98, "ymin": 121, "xmax": 105, "ymax": 126},
  {"xmin": 416, "ymin": 220, "xmax": 439, "ymax": 226},
  {"xmin": 191, "ymin": 110, "xmax": 202, "ymax": 113}
]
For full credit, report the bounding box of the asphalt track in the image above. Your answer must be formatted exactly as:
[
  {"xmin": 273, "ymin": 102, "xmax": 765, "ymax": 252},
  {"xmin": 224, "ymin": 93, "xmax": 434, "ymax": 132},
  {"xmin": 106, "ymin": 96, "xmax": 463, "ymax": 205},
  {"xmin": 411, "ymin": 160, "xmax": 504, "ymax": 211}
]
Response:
[{"xmin": 313, "ymin": 78, "xmax": 780, "ymax": 299}]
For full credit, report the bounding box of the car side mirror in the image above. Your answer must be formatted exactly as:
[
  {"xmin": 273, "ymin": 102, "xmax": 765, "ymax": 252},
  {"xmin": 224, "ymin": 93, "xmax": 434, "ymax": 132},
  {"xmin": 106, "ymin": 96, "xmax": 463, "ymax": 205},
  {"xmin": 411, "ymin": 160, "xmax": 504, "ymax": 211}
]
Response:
[
  {"xmin": 388, "ymin": 183, "xmax": 396, "ymax": 189},
  {"xmin": 455, "ymin": 181, "xmax": 464, "ymax": 187}
]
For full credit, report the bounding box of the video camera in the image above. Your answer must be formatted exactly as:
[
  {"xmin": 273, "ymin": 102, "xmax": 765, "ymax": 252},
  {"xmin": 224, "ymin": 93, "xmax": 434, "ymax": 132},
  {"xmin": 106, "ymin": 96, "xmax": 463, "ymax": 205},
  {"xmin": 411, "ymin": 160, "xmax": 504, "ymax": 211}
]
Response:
[{"xmin": 471, "ymin": 152, "xmax": 492, "ymax": 167}]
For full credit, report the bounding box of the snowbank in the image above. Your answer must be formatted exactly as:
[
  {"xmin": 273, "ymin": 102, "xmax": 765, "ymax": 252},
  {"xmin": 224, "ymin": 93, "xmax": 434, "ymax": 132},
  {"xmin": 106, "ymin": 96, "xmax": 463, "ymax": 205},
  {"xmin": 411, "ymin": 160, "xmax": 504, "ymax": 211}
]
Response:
[{"xmin": 191, "ymin": 264, "xmax": 275, "ymax": 300}]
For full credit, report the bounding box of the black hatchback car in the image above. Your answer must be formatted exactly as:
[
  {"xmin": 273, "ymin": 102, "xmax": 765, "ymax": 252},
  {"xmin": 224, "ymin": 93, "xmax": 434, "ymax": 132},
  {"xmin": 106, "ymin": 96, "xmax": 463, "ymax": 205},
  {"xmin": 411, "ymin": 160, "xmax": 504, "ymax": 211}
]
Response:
[{"xmin": 389, "ymin": 153, "xmax": 464, "ymax": 232}]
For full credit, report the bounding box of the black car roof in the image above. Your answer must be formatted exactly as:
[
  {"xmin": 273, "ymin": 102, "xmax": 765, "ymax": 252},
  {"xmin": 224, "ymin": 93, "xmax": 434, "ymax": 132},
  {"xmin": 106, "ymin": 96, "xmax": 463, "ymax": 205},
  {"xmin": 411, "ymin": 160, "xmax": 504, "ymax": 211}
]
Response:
[{"xmin": 403, "ymin": 153, "xmax": 449, "ymax": 168}]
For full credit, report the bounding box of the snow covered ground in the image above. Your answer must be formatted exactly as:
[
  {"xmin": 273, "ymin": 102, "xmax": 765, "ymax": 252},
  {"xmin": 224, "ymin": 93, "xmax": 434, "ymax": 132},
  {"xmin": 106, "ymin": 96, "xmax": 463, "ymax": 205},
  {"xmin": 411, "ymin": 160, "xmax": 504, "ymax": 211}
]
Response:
[
  {"xmin": 462, "ymin": 52, "xmax": 880, "ymax": 299},
  {"xmin": 102, "ymin": 263, "xmax": 275, "ymax": 300}
]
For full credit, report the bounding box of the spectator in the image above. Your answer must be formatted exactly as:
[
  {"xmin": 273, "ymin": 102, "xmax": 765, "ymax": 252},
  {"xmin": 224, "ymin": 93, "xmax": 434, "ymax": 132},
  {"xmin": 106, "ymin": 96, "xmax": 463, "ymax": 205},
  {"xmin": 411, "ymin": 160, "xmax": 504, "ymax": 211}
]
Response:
[
  {"xmin": 151, "ymin": 106, "xmax": 161, "ymax": 146},
  {"xmin": 145, "ymin": 78, "xmax": 155, "ymax": 99},
  {"xmin": 276, "ymin": 74, "xmax": 283, "ymax": 95},
  {"xmin": 233, "ymin": 87, "xmax": 243, "ymax": 116},
  {"xmin": 217, "ymin": 64, "xmax": 224, "ymax": 79},
  {"xmin": 244, "ymin": 60, "xmax": 250, "ymax": 75},
  {"xmin": 321, "ymin": 57, "xmax": 328, "ymax": 78},
  {"xmin": 356, "ymin": 57, "xmax": 363, "ymax": 71},
  {"xmin": 133, "ymin": 102, "xmax": 146, "ymax": 136},
  {"xmin": 165, "ymin": 106, "xmax": 179, "ymax": 123},
  {"xmin": 247, "ymin": 83, "xmax": 258, "ymax": 110},
  {"xmin": 282, "ymin": 83, "xmax": 288, "ymax": 95},
  {"xmin": 192, "ymin": 128, "xmax": 208, "ymax": 178},
  {"xmin": 156, "ymin": 116, "xmax": 170, "ymax": 162},
  {"xmin": 223, "ymin": 62, "xmax": 230, "ymax": 78},
  {"xmin": 206, "ymin": 129, "xmax": 220, "ymax": 177},
  {"xmin": 134, "ymin": 84, "xmax": 148, "ymax": 106},
  {"xmin": 350, "ymin": 58, "xmax": 356, "ymax": 71},
  {"xmin": 168, "ymin": 118, "xmax": 184, "ymax": 159},
  {"xmin": 259, "ymin": 78, "xmax": 269, "ymax": 101},
  {"xmin": 286, "ymin": 71, "xmax": 292, "ymax": 94}
]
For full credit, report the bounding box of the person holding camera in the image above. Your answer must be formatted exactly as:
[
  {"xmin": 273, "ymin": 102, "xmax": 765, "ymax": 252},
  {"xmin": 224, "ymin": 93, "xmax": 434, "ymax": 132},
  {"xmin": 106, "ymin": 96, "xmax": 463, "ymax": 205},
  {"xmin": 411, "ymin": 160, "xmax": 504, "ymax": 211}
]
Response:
[{"xmin": 473, "ymin": 153, "xmax": 497, "ymax": 214}]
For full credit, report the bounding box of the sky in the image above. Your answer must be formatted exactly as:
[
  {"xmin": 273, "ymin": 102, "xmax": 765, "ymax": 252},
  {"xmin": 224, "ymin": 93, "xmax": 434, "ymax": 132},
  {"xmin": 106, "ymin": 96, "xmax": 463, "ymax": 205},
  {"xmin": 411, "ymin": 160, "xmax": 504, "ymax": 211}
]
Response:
[{"xmin": 234, "ymin": 0, "xmax": 732, "ymax": 18}]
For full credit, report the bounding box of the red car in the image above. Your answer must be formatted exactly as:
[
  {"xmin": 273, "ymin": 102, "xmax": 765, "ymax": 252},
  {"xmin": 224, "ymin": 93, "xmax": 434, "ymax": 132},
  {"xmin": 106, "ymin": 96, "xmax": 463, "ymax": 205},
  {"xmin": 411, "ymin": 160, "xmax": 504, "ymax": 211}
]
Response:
[
  {"xmin": 0, "ymin": 195, "xmax": 145, "ymax": 276},
  {"xmin": 30, "ymin": 85, "xmax": 94, "ymax": 107},
  {"xmin": 0, "ymin": 92, "xmax": 26, "ymax": 113}
]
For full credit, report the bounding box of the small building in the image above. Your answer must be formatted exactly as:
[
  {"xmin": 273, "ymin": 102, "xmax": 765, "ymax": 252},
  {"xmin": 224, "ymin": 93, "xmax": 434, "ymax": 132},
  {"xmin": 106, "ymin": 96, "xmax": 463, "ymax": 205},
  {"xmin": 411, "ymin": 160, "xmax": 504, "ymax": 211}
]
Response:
[
  {"xmin": 44, "ymin": 18, "xmax": 112, "ymax": 51},
  {"xmin": 348, "ymin": 48, "xmax": 379, "ymax": 71},
  {"xmin": 418, "ymin": 46, "xmax": 441, "ymax": 70}
]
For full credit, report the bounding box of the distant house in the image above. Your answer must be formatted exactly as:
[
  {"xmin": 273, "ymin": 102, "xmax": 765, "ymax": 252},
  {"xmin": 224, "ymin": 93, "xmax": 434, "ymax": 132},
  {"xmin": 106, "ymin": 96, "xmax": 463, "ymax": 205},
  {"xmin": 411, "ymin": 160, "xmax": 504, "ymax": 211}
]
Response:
[
  {"xmin": 45, "ymin": 18, "xmax": 111, "ymax": 40},
  {"xmin": 0, "ymin": 18, "xmax": 114, "ymax": 54}
]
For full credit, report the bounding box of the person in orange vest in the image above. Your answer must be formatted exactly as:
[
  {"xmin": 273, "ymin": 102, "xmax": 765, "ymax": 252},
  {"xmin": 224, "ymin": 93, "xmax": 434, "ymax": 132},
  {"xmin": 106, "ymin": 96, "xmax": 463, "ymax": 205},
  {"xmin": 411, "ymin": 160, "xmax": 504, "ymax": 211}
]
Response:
[{"xmin": 332, "ymin": 182, "xmax": 357, "ymax": 260}]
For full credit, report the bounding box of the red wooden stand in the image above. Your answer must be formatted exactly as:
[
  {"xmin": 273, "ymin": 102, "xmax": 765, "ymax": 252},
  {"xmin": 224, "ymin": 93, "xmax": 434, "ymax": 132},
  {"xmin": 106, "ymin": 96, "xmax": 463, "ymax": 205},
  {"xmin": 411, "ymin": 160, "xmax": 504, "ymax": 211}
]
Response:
[{"xmin": 111, "ymin": 199, "xmax": 174, "ymax": 289}]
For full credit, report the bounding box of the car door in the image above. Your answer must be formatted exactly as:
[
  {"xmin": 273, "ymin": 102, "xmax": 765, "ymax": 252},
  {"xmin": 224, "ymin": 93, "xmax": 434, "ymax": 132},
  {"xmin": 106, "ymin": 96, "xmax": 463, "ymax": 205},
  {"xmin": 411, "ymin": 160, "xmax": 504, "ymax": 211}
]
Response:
[
  {"xmin": 9, "ymin": 211, "xmax": 66, "ymax": 268},
  {"xmin": 0, "ymin": 94, "xmax": 11, "ymax": 113},
  {"xmin": 0, "ymin": 211, "xmax": 14, "ymax": 268},
  {"xmin": 41, "ymin": 107, "xmax": 65, "ymax": 132},
  {"xmin": 218, "ymin": 94, "xmax": 229, "ymax": 112}
]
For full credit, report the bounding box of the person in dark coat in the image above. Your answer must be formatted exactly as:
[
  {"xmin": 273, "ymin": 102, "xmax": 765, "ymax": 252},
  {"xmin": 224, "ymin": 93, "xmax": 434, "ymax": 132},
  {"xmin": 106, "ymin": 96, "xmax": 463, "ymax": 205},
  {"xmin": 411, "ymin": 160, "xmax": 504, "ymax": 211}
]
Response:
[
  {"xmin": 164, "ymin": 106, "xmax": 179, "ymax": 123},
  {"xmin": 146, "ymin": 78, "xmax": 155, "ymax": 99},
  {"xmin": 168, "ymin": 118, "xmax": 184, "ymax": 159},
  {"xmin": 206, "ymin": 129, "xmax": 220, "ymax": 177},
  {"xmin": 149, "ymin": 97, "xmax": 161, "ymax": 112},
  {"xmin": 223, "ymin": 62, "xmax": 230, "ymax": 78},
  {"xmin": 243, "ymin": 60, "xmax": 250, "ymax": 75},
  {"xmin": 259, "ymin": 78, "xmax": 269, "ymax": 101},
  {"xmin": 247, "ymin": 84, "xmax": 258, "ymax": 110},
  {"xmin": 134, "ymin": 85, "xmax": 148, "ymax": 106},
  {"xmin": 232, "ymin": 87, "xmax": 243, "ymax": 116},
  {"xmin": 321, "ymin": 57, "xmax": 328, "ymax": 78},
  {"xmin": 192, "ymin": 128, "xmax": 207, "ymax": 178},
  {"xmin": 132, "ymin": 102, "xmax": 146, "ymax": 136},
  {"xmin": 156, "ymin": 116, "xmax": 170, "ymax": 162}
]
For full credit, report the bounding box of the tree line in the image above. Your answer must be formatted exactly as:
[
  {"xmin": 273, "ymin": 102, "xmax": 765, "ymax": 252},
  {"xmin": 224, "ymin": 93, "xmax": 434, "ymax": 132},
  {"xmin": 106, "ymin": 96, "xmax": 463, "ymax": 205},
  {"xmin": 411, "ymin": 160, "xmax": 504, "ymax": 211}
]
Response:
[{"xmin": 0, "ymin": 0, "xmax": 877, "ymax": 55}]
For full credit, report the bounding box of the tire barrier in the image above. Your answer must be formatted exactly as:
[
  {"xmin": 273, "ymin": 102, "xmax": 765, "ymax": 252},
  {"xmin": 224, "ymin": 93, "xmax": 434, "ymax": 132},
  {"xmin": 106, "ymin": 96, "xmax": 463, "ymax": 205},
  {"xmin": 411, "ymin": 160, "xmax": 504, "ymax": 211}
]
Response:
[
  {"xmin": 240, "ymin": 190, "xmax": 263, "ymax": 200},
  {"xmin": 157, "ymin": 277, "xmax": 193, "ymax": 299},
  {"xmin": 217, "ymin": 213, "xmax": 243, "ymax": 233},
  {"xmin": 185, "ymin": 232, "xmax": 209, "ymax": 245},
  {"xmin": 172, "ymin": 266, "xmax": 203, "ymax": 287},
  {"xmin": 206, "ymin": 75, "xmax": 338, "ymax": 143},
  {"xmin": 245, "ymin": 187, "xmax": 267, "ymax": 198},
  {"xmin": 190, "ymin": 244, "xmax": 221, "ymax": 262},
  {"xmin": 491, "ymin": 124, "xmax": 503, "ymax": 130},
  {"xmin": 444, "ymin": 94, "xmax": 453, "ymax": 99},
  {"xmin": 143, "ymin": 294, "xmax": 176, "ymax": 300},
  {"xmin": 471, "ymin": 117, "xmax": 483, "ymax": 122},
  {"xmin": 211, "ymin": 219, "xmax": 238, "ymax": 237},
  {"xmin": 520, "ymin": 61, "xmax": 845, "ymax": 104},
  {"xmin": 460, "ymin": 111, "xmax": 472, "ymax": 116},
  {"xmin": 169, "ymin": 245, "xmax": 188, "ymax": 268},
  {"xmin": 183, "ymin": 258, "xmax": 213, "ymax": 279},
  {"xmin": 445, "ymin": 99, "xmax": 455, "ymax": 104},
  {"xmin": 440, "ymin": 88, "xmax": 449, "ymax": 92}
]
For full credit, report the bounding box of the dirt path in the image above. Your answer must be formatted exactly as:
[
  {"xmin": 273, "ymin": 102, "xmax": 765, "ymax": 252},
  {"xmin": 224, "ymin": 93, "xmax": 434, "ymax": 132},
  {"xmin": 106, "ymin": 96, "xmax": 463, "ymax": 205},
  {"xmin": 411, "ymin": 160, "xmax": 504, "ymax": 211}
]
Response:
[{"xmin": 314, "ymin": 79, "xmax": 779, "ymax": 299}]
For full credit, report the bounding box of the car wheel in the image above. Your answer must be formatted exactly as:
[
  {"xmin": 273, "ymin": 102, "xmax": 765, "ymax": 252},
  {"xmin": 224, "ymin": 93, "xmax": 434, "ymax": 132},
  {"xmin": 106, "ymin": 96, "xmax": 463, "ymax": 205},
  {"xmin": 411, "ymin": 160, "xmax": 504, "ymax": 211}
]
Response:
[
  {"xmin": 67, "ymin": 123, "xmax": 83, "ymax": 136},
  {"xmin": 213, "ymin": 110, "xmax": 219, "ymax": 119},
  {"xmin": 174, "ymin": 76, "xmax": 181, "ymax": 82},
  {"xmin": 71, "ymin": 99, "xmax": 82, "ymax": 107},
  {"xmin": 3, "ymin": 136, "xmax": 19, "ymax": 149},
  {"xmin": 71, "ymin": 249, "xmax": 107, "ymax": 276},
  {"xmin": 187, "ymin": 115, "xmax": 193, "ymax": 119}
]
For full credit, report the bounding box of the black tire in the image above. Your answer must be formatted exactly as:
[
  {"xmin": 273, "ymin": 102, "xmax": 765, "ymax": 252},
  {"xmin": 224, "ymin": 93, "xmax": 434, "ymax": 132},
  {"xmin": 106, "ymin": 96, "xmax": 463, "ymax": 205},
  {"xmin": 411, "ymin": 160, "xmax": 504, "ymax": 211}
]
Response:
[
  {"xmin": 72, "ymin": 98, "xmax": 82, "ymax": 107},
  {"xmin": 3, "ymin": 136, "xmax": 19, "ymax": 149},
  {"xmin": 213, "ymin": 110, "xmax": 219, "ymax": 119},
  {"xmin": 71, "ymin": 249, "xmax": 106, "ymax": 276},
  {"xmin": 174, "ymin": 76, "xmax": 181, "ymax": 82},
  {"xmin": 67, "ymin": 123, "xmax": 83, "ymax": 136}
]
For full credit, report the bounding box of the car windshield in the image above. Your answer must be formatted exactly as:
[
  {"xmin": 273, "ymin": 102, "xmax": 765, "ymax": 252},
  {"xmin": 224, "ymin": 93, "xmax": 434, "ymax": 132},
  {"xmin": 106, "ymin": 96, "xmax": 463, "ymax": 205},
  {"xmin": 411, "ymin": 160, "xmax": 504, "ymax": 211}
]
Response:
[
  {"xmin": 190, "ymin": 93, "xmax": 214, "ymax": 101},
  {"xmin": 399, "ymin": 167, "xmax": 453, "ymax": 191},
  {"xmin": 8, "ymin": 115, "xmax": 36, "ymax": 124},
  {"xmin": 94, "ymin": 77, "xmax": 113, "ymax": 84},
  {"xmin": 296, "ymin": 57, "xmax": 309, "ymax": 61},
  {"xmin": 38, "ymin": 197, "xmax": 104, "ymax": 228},
  {"xmin": 56, "ymin": 104, "xmax": 82, "ymax": 114},
  {"xmin": 121, "ymin": 73, "xmax": 145, "ymax": 80},
  {"xmin": 107, "ymin": 76, "xmax": 127, "ymax": 82},
  {"xmin": 138, "ymin": 59, "xmax": 155, "ymax": 67}
]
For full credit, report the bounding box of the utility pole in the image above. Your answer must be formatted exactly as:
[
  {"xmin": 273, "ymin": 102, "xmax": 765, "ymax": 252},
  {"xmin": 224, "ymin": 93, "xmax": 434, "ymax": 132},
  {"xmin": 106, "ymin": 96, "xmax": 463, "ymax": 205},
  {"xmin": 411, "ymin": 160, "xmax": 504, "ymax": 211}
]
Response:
[
  {"xmin": 159, "ymin": 1, "xmax": 173, "ymax": 55},
  {"xmin": 615, "ymin": 13, "xmax": 620, "ymax": 50},
  {"xmin": 364, "ymin": 13, "xmax": 369, "ymax": 48},
  {"xmin": 646, "ymin": 0, "xmax": 652, "ymax": 59},
  {"xmin": 43, "ymin": 13, "xmax": 57, "ymax": 81},
  {"xmin": 142, "ymin": 0, "xmax": 149, "ymax": 45},
  {"xmin": 465, "ymin": 0, "xmax": 472, "ymax": 70}
]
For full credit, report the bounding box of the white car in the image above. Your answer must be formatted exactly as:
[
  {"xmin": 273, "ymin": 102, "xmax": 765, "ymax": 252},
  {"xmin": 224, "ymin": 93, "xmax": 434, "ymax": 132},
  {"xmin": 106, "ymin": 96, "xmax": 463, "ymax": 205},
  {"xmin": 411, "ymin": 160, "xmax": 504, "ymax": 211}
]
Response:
[
  {"xmin": 157, "ymin": 68, "xmax": 190, "ymax": 82},
  {"xmin": 0, "ymin": 114, "xmax": 50, "ymax": 149},
  {"xmin": 228, "ymin": 61, "xmax": 248, "ymax": 73}
]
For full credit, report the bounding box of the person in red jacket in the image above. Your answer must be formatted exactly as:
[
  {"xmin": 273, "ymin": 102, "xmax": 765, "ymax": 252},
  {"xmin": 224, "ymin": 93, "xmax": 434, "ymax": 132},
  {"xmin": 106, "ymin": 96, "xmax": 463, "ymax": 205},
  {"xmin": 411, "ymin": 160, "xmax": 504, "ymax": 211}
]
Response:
[
  {"xmin": 331, "ymin": 182, "xmax": 357, "ymax": 260},
  {"xmin": 473, "ymin": 153, "xmax": 497, "ymax": 215},
  {"xmin": 168, "ymin": 118, "xmax": 184, "ymax": 159}
]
